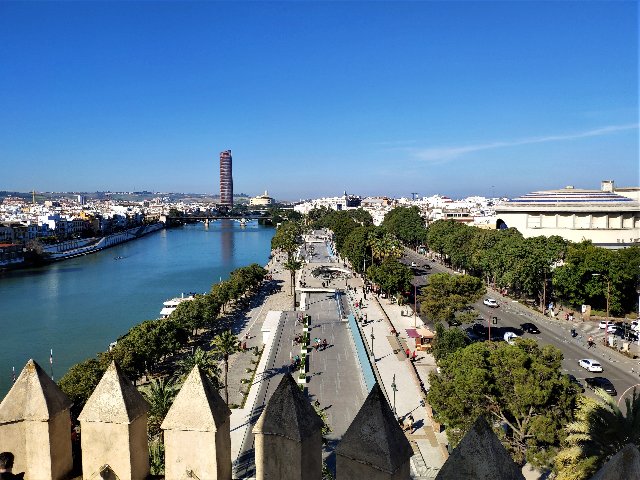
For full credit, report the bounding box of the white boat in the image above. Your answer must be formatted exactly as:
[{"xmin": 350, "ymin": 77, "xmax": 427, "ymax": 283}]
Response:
[{"xmin": 160, "ymin": 293, "xmax": 196, "ymax": 318}]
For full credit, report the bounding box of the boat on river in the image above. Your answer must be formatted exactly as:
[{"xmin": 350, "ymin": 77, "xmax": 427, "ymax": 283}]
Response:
[{"xmin": 160, "ymin": 293, "xmax": 196, "ymax": 318}]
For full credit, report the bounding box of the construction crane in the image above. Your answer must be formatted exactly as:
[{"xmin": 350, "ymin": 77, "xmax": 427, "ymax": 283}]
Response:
[{"xmin": 411, "ymin": 192, "xmax": 419, "ymax": 201}]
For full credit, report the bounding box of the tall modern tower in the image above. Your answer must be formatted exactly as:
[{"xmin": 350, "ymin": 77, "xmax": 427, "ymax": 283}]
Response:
[{"xmin": 219, "ymin": 150, "xmax": 233, "ymax": 208}]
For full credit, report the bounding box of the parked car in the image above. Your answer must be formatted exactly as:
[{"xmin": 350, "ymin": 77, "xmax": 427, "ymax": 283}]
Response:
[
  {"xmin": 605, "ymin": 324, "xmax": 618, "ymax": 334},
  {"xmin": 423, "ymin": 264, "xmax": 432, "ymax": 269},
  {"xmin": 599, "ymin": 320, "xmax": 615, "ymax": 329},
  {"xmin": 566, "ymin": 374, "xmax": 585, "ymax": 393},
  {"xmin": 585, "ymin": 377, "xmax": 617, "ymax": 396},
  {"xmin": 483, "ymin": 298, "xmax": 499, "ymax": 308},
  {"xmin": 520, "ymin": 322, "xmax": 540, "ymax": 334},
  {"xmin": 504, "ymin": 332, "xmax": 519, "ymax": 345},
  {"xmin": 630, "ymin": 321, "xmax": 639, "ymax": 332},
  {"xmin": 579, "ymin": 359, "xmax": 603, "ymax": 372},
  {"xmin": 411, "ymin": 261, "xmax": 417, "ymax": 267}
]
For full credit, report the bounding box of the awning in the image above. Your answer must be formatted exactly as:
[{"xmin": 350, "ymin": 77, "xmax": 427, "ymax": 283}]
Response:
[{"xmin": 406, "ymin": 328, "xmax": 420, "ymax": 338}]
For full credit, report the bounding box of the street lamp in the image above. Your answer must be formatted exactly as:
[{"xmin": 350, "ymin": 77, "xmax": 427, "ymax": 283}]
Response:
[
  {"xmin": 370, "ymin": 327, "xmax": 375, "ymax": 361},
  {"xmin": 592, "ymin": 273, "xmax": 611, "ymax": 346},
  {"xmin": 391, "ymin": 374, "xmax": 398, "ymax": 417},
  {"xmin": 413, "ymin": 282, "xmax": 418, "ymax": 328}
]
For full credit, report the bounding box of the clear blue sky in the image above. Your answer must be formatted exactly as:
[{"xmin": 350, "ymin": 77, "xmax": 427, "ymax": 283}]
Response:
[{"xmin": 1, "ymin": 1, "xmax": 637, "ymax": 200}]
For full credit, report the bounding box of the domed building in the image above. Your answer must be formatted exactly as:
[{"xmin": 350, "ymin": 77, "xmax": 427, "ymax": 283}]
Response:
[{"xmin": 495, "ymin": 181, "xmax": 640, "ymax": 248}]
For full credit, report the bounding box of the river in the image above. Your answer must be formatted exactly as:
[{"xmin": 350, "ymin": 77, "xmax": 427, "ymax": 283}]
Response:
[{"xmin": 0, "ymin": 220, "xmax": 275, "ymax": 396}]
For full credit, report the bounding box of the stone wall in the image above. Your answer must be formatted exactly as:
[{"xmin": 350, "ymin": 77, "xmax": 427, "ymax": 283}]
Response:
[{"xmin": 0, "ymin": 360, "xmax": 637, "ymax": 480}]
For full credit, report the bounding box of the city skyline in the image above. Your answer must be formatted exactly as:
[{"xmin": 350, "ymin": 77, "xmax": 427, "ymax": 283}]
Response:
[{"xmin": 1, "ymin": 2, "xmax": 637, "ymax": 199}]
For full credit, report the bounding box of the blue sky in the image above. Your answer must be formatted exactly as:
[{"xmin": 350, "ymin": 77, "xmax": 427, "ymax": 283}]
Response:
[{"xmin": 1, "ymin": 1, "xmax": 637, "ymax": 200}]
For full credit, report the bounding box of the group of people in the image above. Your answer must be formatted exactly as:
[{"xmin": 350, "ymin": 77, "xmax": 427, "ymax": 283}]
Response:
[
  {"xmin": 312, "ymin": 337, "xmax": 328, "ymax": 351},
  {"xmin": 405, "ymin": 348, "xmax": 418, "ymax": 362},
  {"xmin": 290, "ymin": 355, "xmax": 302, "ymax": 371}
]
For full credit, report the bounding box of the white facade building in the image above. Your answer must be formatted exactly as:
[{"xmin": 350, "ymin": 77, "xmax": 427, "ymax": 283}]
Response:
[{"xmin": 495, "ymin": 182, "xmax": 640, "ymax": 248}]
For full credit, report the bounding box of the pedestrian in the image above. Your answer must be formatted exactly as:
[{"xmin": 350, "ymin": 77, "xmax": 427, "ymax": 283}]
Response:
[
  {"xmin": 588, "ymin": 336, "xmax": 594, "ymax": 349},
  {"xmin": 412, "ymin": 351, "xmax": 417, "ymax": 362},
  {"xmin": 0, "ymin": 452, "xmax": 23, "ymax": 480},
  {"xmin": 322, "ymin": 338, "xmax": 327, "ymax": 350},
  {"xmin": 405, "ymin": 348, "xmax": 410, "ymax": 358},
  {"xmin": 242, "ymin": 342, "xmax": 247, "ymax": 351}
]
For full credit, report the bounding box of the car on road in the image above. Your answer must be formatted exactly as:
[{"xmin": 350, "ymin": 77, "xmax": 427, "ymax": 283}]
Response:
[
  {"xmin": 578, "ymin": 359, "xmax": 603, "ymax": 372},
  {"xmin": 520, "ymin": 322, "xmax": 540, "ymax": 334},
  {"xmin": 599, "ymin": 320, "xmax": 615, "ymax": 329},
  {"xmin": 566, "ymin": 374, "xmax": 585, "ymax": 393},
  {"xmin": 585, "ymin": 377, "xmax": 617, "ymax": 396},
  {"xmin": 504, "ymin": 331, "xmax": 519, "ymax": 345},
  {"xmin": 483, "ymin": 298, "xmax": 499, "ymax": 308},
  {"xmin": 411, "ymin": 261, "xmax": 417, "ymax": 267}
]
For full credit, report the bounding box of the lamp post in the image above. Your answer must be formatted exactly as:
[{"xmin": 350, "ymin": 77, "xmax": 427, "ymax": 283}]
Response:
[
  {"xmin": 592, "ymin": 273, "xmax": 611, "ymax": 346},
  {"xmin": 413, "ymin": 283, "xmax": 417, "ymax": 328},
  {"xmin": 370, "ymin": 327, "xmax": 375, "ymax": 361},
  {"xmin": 391, "ymin": 374, "xmax": 398, "ymax": 417}
]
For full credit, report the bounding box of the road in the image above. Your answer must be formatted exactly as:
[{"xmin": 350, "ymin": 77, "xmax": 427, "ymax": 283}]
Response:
[{"xmin": 401, "ymin": 248, "xmax": 640, "ymax": 405}]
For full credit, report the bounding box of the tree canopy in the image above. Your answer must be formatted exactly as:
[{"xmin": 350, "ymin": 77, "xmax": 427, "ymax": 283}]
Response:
[
  {"xmin": 418, "ymin": 273, "xmax": 485, "ymax": 324},
  {"xmin": 366, "ymin": 258, "xmax": 413, "ymax": 296},
  {"xmin": 428, "ymin": 339, "xmax": 578, "ymax": 466},
  {"xmin": 380, "ymin": 206, "xmax": 427, "ymax": 246}
]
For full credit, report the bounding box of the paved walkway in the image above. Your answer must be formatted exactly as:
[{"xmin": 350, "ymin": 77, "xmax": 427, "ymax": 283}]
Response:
[
  {"xmin": 343, "ymin": 272, "xmax": 448, "ymax": 479},
  {"xmin": 221, "ymin": 231, "xmax": 451, "ymax": 479}
]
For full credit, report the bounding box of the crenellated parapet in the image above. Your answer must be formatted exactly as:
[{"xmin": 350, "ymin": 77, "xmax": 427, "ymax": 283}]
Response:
[
  {"xmin": 0, "ymin": 359, "xmax": 73, "ymax": 480},
  {"xmin": 78, "ymin": 361, "xmax": 150, "ymax": 480},
  {"xmin": 0, "ymin": 360, "xmax": 637, "ymax": 479}
]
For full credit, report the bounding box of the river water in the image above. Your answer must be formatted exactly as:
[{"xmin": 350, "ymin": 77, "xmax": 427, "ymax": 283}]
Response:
[{"xmin": 0, "ymin": 220, "xmax": 274, "ymax": 396}]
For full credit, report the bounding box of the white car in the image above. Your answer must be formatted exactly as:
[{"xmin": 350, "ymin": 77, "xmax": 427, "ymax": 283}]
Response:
[
  {"xmin": 631, "ymin": 321, "xmax": 639, "ymax": 332},
  {"xmin": 483, "ymin": 298, "xmax": 499, "ymax": 308},
  {"xmin": 606, "ymin": 324, "xmax": 618, "ymax": 333},
  {"xmin": 579, "ymin": 359, "xmax": 603, "ymax": 372},
  {"xmin": 599, "ymin": 321, "xmax": 615, "ymax": 329}
]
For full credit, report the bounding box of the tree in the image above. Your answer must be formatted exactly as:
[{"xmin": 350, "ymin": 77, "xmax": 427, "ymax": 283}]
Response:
[
  {"xmin": 555, "ymin": 388, "xmax": 640, "ymax": 480},
  {"xmin": 366, "ymin": 258, "xmax": 413, "ymax": 297},
  {"xmin": 419, "ymin": 273, "xmax": 485, "ymax": 324},
  {"xmin": 428, "ymin": 340, "xmax": 578, "ymax": 466},
  {"xmin": 142, "ymin": 376, "xmax": 178, "ymax": 438},
  {"xmin": 341, "ymin": 225, "xmax": 375, "ymax": 273},
  {"xmin": 176, "ymin": 347, "xmax": 222, "ymax": 387},
  {"xmin": 381, "ymin": 206, "xmax": 427, "ymax": 247},
  {"xmin": 58, "ymin": 358, "xmax": 105, "ymax": 416},
  {"xmin": 210, "ymin": 330, "xmax": 239, "ymax": 405},
  {"xmin": 284, "ymin": 258, "xmax": 303, "ymax": 309},
  {"xmin": 368, "ymin": 231, "xmax": 403, "ymax": 265},
  {"xmin": 432, "ymin": 322, "xmax": 468, "ymax": 363}
]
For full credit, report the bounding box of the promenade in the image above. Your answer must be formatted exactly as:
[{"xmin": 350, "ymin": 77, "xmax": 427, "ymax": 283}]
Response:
[{"xmin": 223, "ymin": 231, "xmax": 447, "ymax": 479}]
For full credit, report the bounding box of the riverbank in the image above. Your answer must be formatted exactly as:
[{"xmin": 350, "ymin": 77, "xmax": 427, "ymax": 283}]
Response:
[
  {"xmin": 44, "ymin": 222, "xmax": 165, "ymax": 261},
  {"xmin": 0, "ymin": 222, "xmax": 275, "ymax": 396}
]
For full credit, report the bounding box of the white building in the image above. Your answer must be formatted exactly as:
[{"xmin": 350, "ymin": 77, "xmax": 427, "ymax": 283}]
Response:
[
  {"xmin": 249, "ymin": 191, "xmax": 274, "ymax": 206},
  {"xmin": 495, "ymin": 181, "xmax": 640, "ymax": 248}
]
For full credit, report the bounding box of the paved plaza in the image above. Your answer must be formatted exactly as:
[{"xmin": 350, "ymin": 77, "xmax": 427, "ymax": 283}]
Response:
[{"xmin": 223, "ymin": 231, "xmax": 447, "ymax": 479}]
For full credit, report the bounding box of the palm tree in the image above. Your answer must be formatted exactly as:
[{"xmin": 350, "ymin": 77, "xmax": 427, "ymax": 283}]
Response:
[
  {"xmin": 555, "ymin": 387, "xmax": 640, "ymax": 480},
  {"xmin": 176, "ymin": 347, "xmax": 221, "ymax": 388},
  {"xmin": 142, "ymin": 376, "xmax": 178, "ymax": 438},
  {"xmin": 210, "ymin": 330, "xmax": 239, "ymax": 405},
  {"xmin": 284, "ymin": 258, "xmax": 303, "ymax": 309}
]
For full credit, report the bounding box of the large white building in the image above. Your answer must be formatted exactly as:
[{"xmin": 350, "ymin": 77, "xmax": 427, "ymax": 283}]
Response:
[{"xmin": 495, "ymin": 181, "xmax": 640, "ymax": 248}]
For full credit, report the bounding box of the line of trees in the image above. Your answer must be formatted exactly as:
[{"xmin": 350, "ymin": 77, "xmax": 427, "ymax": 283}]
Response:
[
  {"xmin": 58, "ymin": 263, "xmax": 267, "ymax": 415},
  {"xmin": 425, "ymin": 219, "xmax": 640, "ymax": 316},
  {"xmin": 307, "ymin": 207, "xmax": 415, "ymax": 298}
]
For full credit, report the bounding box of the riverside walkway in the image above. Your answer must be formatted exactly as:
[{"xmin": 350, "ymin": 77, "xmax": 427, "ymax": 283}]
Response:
[{"xmin": 224, "ymin": 231, "xmax": 446, "ymax": 479}]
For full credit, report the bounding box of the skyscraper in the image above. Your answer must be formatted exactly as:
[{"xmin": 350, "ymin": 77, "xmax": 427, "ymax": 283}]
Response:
[{"xmin": 219, "ymin": 150, "xmax": 233, "ymax": 208}]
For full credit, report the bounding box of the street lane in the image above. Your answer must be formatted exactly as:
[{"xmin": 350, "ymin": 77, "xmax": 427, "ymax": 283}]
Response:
[{"xmin": 401, "ymin": 248, "xmax": 640, "ymax": 403}]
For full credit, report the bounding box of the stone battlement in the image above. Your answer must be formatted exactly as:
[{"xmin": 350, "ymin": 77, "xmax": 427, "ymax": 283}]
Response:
[{"xmin": 0, "ymin": 360, "xmax": 637, "ymax": 480}]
